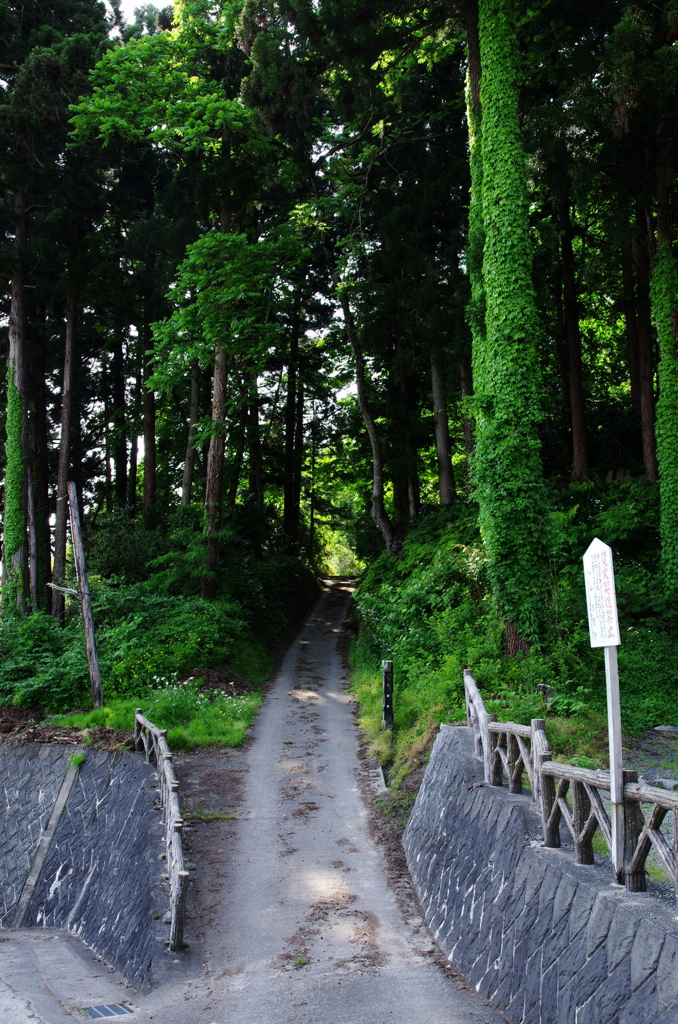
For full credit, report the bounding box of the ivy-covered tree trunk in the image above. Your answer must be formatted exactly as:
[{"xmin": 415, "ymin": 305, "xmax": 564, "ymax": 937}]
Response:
[
  {"xmin": 651, "ymin": 119, "xmax": 678, "ymax": 604},
  {"xmin": 472, "ymin": 0, "xmax": 548, "ymax": 648},
  {"xmin": 3, "ymin": 188, "xmax": 30, "ymax": 610},
  {"xmin": 652, "ymin": 242, "xmax": 678, "ymax": 602},
  {"xmin": 465, "ymin": 0, "xmax": 486, "ymax": 378}
]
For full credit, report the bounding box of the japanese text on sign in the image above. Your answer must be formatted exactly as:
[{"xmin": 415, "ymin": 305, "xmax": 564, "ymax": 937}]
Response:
[{"xmin": 583, "ymin": 538, "xmax": 621, "ymax": 648}]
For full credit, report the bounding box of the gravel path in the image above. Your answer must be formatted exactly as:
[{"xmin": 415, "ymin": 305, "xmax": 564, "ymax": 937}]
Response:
[{"xmin": 136, "ymin": 577, "xmax": 507, "ymax": 1024}]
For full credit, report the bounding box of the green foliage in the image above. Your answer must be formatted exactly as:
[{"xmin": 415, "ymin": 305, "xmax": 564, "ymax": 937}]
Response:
[
  {"xmin": 69, "ymin": 27, "xmax": 250, "ymax": 151},
  {"xmin": 352, "ymin": 494, "xmax": 678, "ymax": 781},
  {"xmin": 0, "ymin": 588, "xmax": 246, "ymax": 710},
  {"xmin": 0, "ymin": 497, "xmax": 317, "ymax": 713},
  {"xmin": 0, "ymin": 609, "xmax": 88, "ymax": 710},
  {"xmin": 55, "ymin": 680, "xmax": 261, "ymax": 750},
  {"xmin": 151, "ymin": 231, "xmax": 293, "ymax": 396}
]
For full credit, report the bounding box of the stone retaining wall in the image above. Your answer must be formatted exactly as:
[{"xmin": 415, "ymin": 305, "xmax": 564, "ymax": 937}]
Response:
[
  {"xmin": 403, "ymin": 725, "xmax": 678, "ymax": 1024},
  {"xmin": 1, "ymin": 743, "xmax": 167, "ymax": 991},
  {"xmin": 0, "ymin": 743, "xmax": 71, "ymax": 926}
]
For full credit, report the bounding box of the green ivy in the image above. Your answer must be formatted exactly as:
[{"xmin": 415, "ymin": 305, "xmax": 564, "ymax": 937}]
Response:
[
  {"xmin": 465, "ymin": 66, "xmax": 486, "ymax": 371},
  {"xmin": 651, "ymin": 241, "xmax": 678, "ymax": 605},
  {"xmin": 4, "ymin": 364, "xmax": 26, "ymax": 604},
  {"xmin": 470, "ymin": 0, "xmax": 549, "ymax": 646}
]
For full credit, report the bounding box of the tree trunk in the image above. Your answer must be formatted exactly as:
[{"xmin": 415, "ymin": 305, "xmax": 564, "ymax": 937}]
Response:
[
  {"xmin": 181, "ymin": 359, "xmax": 201, "ymax": 506},
  {"xmin": 112, "ymin": 315, "xmax": 127, "ymax": 506},
  {"xmin": 636, "ymin": 211, "xmax": 659, "ymax": 483},
  {"xmin": 227, "ymin": 405, "xmax": 248, "ymax": 508},
  {"xmin": 202, "ymin": 347, "xmax": 228, "ymax": 599},
  {"xmin": 142, "ymin": 290, "xmax": 156, "ymax": 510},
  {"xmin": 622, "ymin": 244, "xmax": 641, "ymax": 414},
  {"xmin": 3, "ymin": 187, "xmax": 30, "ymax": 610},
  {"xmin": 430, "ymin": 337, "xmax": 455, "ymax": 504},
  {"xmin": 284, "ymin": 316, "xmax": 300, "ymax": 547},
  {"xmin": 52, "ymin": 290, "xmax": 76, "ymax": 621},
  {"xmin": 559, "ymin": 193, "xmax": 588, "ymax": 481},
  {"xmin": 339, "ymin": 287, "xmax": 401, "ymax": 554},
  {"xmin": 127, "ymin": 372, "xmax": 139, "ymax": 512},
  {"xmin": 248, "ymin": 392, "xmax": 264, "ymax": 508},
  {"xmin": 293, "ymin": 380, "xmax": 304, "ymax": 534},
  {"xmin": 30, "ymin": 303, "xmax": 52, "ymax": 613},
  {"xmin": 396, "ymin": 338, "xmax": 420, "ymax": 521}
]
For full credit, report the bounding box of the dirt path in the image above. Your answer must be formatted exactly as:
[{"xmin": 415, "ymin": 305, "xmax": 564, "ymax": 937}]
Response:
[{"xmin": 136, "ymin": 577, "xmax": 505, "ymax": 1024}]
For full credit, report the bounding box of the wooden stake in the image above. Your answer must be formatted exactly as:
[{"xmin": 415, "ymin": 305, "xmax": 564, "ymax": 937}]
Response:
[
  {"xmin": 382, "ymin": 660, "xmax": 394, "ymax": 729},
  {"xmin": 67, "ymin": 481, "xmax": 104, "ymax": 709}
]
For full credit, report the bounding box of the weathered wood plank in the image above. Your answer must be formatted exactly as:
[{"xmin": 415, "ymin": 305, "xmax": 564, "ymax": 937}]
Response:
[{"xmin": 624, "ymin": 782, "xmax": 678, "ymax": 810}]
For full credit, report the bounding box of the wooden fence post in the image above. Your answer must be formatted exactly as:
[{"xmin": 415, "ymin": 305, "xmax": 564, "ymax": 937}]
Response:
[
  {"xmin": 572, "ymin": 781, "xmax": 594, "ymax": 864},
  {"xmin": 623, "ymin": 769, "xmax": 646, "ymax": 892},
  {"xmin": 541, "ymin": 762, "xmax": 560, "ymax": 848},
  {"xmin": 67, "ymin": 481, "xmax": 103, "ymax": 709},
  {"xmin": 382, "ymin": 660, "xmax": 394, "ymax": 730},
  {"xmin": 531, "ymin": 719, "xmax": 549, "ymax": 813},
  {"xmin": 484, "ymin": 713, "xmax": 497, "ymax": 784},
  {"xmin": 134, "ymin": 710, "xmax": 143, "ymax": 751},
  {"xmin": 489, "ymin": 726, "xmax": 503, "ymax": 787},
  {"xmin": 507, "ymin": 733, "xmax": 521, "ymax": 794}
]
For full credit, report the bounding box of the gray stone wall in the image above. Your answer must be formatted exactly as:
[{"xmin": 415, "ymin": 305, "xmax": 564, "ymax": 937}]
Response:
[
  {"xmin": 0, "ymin": 743, "xmax": 70, "ymax": 926},
  {"xmin": 403, "ymin": 725, "xmax": 678, "ymax": 1024},
  {"xmin": 23, "ymin": 748, "xmax": 166, "ymax": 991}
]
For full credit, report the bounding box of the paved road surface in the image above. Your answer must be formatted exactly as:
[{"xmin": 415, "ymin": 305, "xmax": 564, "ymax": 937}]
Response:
[{"xmin": 1, "ymin": 579, "xmax": 507, "ymax": 1024}]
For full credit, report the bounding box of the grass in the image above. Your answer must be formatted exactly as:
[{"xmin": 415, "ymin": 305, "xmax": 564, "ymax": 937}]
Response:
[
  {"xmin": 68, "ymin": 752, "xmax": 86, "ymax": 769},
  {"xmin": 53, "ymin": 681, "xmax": 261, "ymax": 751},
  {"xmin": 183, "ymin": 806, "xmax": 235, "ymax": 822}
]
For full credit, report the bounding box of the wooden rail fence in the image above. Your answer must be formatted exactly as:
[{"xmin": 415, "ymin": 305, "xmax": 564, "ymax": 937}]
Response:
[
  {"xmin": 464, "ymin": 668, "xmax": 678, "ymax": 904},
  {"xmin": 134, "ymin": 711, "xmax": 189, "ymax": 951}
]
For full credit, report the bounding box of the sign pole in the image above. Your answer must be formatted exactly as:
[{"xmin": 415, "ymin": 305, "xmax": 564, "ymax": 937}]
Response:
[
  {"xmin": 583, "ymin": 538, "xmax": 623, "ymax": 883},
  {"xmin": 604, "ymin": 643, "xmax": 624, "ymax": 882}
]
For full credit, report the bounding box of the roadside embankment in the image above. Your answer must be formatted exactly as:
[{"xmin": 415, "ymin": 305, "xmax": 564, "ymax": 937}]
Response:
[
  {"xmin": 0, "ymin": 742, "xmax": 166, "ymax": 990},
  {"xmin": 404, "ymin": 725, "xmax": 678, "ymax": 1024}
]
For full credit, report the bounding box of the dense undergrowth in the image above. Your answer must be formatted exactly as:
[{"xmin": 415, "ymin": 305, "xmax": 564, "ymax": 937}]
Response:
[
  {"xmin": 351, "ymin": 479, "xmax": 678, "ymax": 778},
  {"xmin": 0, "ymin": 504, "xmax": 319, "ymax": 747}
]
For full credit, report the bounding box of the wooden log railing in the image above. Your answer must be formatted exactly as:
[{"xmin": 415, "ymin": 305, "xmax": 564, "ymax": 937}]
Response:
[
  {"xmin": 623, "ymin": 777, "xmax": 678, "ymax": 899},
  {"xmin": 539, "ymin": 760, "xmax": 613, "ymax": 864},
  {"xmin": 134, "ymin": 710, "xmax": 189, "ymax": 952},
  {"xmin": 464, "ymin": 670, "xmax": 678, "ymax": 904},
  {"xmin": 464, "ymin": 668, "xmax": 550, "ymax": 801}
]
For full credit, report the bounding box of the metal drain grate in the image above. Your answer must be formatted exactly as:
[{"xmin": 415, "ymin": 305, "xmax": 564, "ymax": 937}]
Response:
[{"xmin": 84, "ymin": 1005, "xmax": 133, "ymax": 1019}]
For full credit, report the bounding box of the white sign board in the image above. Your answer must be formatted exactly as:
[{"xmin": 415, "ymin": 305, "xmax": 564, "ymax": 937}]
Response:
[{"xmin": 583, "ymin": 538, "xmax": 620, "ymax": 648}]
